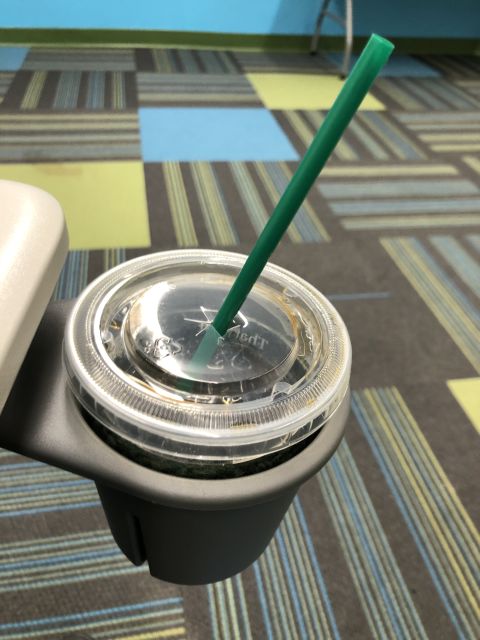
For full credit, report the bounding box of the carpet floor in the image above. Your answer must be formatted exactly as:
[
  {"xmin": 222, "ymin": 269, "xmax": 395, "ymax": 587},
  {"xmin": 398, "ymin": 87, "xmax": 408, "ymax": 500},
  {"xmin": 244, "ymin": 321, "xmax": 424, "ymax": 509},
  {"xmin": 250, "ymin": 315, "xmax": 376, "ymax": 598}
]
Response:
[{"xmin": 0, "ymin": 46, "xmax": 479, "ymax": 640}]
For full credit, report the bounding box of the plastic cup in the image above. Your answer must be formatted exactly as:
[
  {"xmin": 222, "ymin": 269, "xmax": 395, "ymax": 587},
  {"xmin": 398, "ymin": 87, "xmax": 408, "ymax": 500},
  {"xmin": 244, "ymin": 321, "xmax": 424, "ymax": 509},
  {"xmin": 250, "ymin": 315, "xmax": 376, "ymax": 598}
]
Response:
[
  {"xmin": 64, "ymin": 249, "xmax": 351, "ymax": 477},
  {"xmin": 63, "ymin": 249, "xmax": 351, "ymax": 583}
]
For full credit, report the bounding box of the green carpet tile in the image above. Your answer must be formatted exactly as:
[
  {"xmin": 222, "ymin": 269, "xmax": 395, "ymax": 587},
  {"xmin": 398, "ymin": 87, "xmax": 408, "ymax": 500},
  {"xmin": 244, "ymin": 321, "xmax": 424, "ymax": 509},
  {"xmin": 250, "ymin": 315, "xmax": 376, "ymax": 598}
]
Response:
[{"xmin": 0, "ymin": 47, "xmax": 479, "ymax": 640}]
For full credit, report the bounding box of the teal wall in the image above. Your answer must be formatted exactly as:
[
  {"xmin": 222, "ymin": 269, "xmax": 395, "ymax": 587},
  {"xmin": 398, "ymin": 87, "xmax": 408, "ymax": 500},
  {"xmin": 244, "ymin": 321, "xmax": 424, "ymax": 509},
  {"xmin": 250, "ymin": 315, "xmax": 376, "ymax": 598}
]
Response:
[{"xmin": 1, "ymin": 0, "xmax": 478, "ymax": 37}]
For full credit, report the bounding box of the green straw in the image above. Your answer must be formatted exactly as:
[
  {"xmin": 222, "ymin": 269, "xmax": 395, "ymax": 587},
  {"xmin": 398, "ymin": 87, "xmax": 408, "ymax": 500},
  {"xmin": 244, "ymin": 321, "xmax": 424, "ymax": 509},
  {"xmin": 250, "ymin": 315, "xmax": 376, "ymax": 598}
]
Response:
[{"xmin": 212, "ymin": 33, "xmax": 394, "ymax": 336}]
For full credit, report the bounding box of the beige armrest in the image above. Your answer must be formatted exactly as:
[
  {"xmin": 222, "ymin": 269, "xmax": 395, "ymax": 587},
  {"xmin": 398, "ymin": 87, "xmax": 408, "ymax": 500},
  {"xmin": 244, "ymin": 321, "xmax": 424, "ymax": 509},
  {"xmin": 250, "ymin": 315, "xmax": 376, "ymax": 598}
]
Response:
[{"xmin": 0, "ymin": 180, "xmax": 68, "ymax": 411}]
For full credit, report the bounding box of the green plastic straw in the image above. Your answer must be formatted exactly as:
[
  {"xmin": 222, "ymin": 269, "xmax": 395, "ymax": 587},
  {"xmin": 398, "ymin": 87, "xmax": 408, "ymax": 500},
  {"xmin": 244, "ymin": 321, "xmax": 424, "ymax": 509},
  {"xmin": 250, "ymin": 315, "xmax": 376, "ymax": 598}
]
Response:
[{"xmin": 212, "ymin": 34, "xmax": 394, "ymax": 336}]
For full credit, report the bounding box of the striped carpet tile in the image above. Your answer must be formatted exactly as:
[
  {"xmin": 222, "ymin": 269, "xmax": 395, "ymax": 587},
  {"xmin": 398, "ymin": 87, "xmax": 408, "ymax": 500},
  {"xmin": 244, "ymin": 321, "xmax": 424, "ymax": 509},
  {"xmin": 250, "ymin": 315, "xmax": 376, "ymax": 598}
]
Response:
[
  {"xmin": 455, "ymin": 78, "xmax": 480, "ymax": 100},
  {"xmin": 275, "ymin": 110, "xmax": 426, "ymax": 161},
  {"xmin": 0, "ymin": 72, "xmax": 14, "ymax": 104},
  {"xmin": 352, "ymin": 387, "xmax": 480, "ymax": 640},
  {"xmin": 276, "ymin": 111, "xmax": 360, "ymax": 161},
  {"xmin": 227, "ymin": 162, "xmax": 273, "ymax": 238},
  {"xmin": 253, "ymin": 496, "xmax": 340, "ymax": 640},
  {"xmin": 22, "ymin": 47, "xmax": 136, "ymax": 71},
  {"xmin": 135, "ymin": 48, "xmax": 241, "ymax": 74},
  {"xmin": 342, "ymin": 214, "xmax": 480, "ymax": 231},
  {"xmin": 136, "ymin": 73, "xmax": 261, "ymax": 106},
  {"xmin": 334, "ymin": 195, "xmax": 480, "ymax": 215},
  {"xmin": 319, "ymin": 162, "xmax": 459, "ymax": 178},
  {"xmin": 159, "ymin": 162, "xmax": 199, "ymax": 246},
  {"xmin": 0, "ymin": 530, "xmax": 145, "ymax": 593},
  {"xmin": 0, "ymin": 461, "xmax": 100, "ymax": 518},
  {"xmin": 373, "ymin": 77, "xmax": 480, "ymax": 111},
  {"xmin": 53, "ymin": 250, "xmax": 90, "ymax": 300},
  {"xmin": 53, "ymin": 249, "xmax": 127, "ymax": 300},
  {"xmin": 1, "ymin": 70, "xmax": 137, "ymax": 110},
  {"xmin": 190, "ymin": 162, "xmax": 239, "ymax": 245},
  {"xmin": 104, "ymin": 247, "xmax": 127, "ymax": 270},
  {"xmin": 354, "ymin": 112, "xmax": 427, "ymax": 160},
  {"xmin": 207, "ymin": 575, "xmax": 253, "ymax": 640},
  {"xmin": 381, "ymin": 236, "xmax": 480, "ymax": 372},
  {"xmin": 418, "ymin": 55, "xmax": 480, "ymax": 78},
  {"xmin": 318, "ymin": 440, "xmax": 428, "ymax": 640},
  {"xmin": 318, "ymin": 172, "xmax": 480, "ymax": 231},
  {"xmin": 0, "ymin": 598, "xmax": 186, "ymax": 640},
  {"xmin": 53, "ymin": 71, "xmax": 82, "ymax": 109},
  {"xmin": 19, "ymin": 70, "xmax": 47, "ymax": 109},
  {"xmin": 396, "ymin": 111, "xmax": 480, "ymax": 153},
  {"xmin": 233, "ymin": 51, "xmax": 336, "ymax": 74},
  {"xmin": 0, "ymin": 112, "xmax": 141, "ymax": 161},
  {"xmin": 429, "ymin": 235, "xmax": 480, "ymax": 298},
  {"xmin": 151, "ymin": 161, "xmax": 329, "ymax": 247},
  {"xmin": 466, "ymin": 232, "xmax": 480, "ymax": 252},
  {"xmin": 246, "ymin": 162, "xmax": 329, "ymax": 242},
  {"xmin": 463, "ymin": 154, "xmax": 480, "ymax": 175}
]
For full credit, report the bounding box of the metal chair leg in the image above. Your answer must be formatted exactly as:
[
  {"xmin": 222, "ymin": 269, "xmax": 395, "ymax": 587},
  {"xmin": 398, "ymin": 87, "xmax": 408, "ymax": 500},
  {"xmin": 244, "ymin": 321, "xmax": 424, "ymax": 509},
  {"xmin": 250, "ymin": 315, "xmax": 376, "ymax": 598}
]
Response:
[
  {"xmin": 341, "ymin": 0, "xmax": 353, "ymax": 77},
  {"xmin": 310, "ymin": 0, "xmax": 354, "ymax": 78},
  {"xmin": 310, "ymin": 0, "xmax": 334, "ymax": 55}
]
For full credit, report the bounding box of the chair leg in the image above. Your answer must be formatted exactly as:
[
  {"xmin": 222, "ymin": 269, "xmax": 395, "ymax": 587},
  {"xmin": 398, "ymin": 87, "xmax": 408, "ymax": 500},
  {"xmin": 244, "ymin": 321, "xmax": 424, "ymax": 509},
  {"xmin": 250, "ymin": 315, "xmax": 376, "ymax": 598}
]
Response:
[
  {"xmin": 310, "ymin": 0, "xmax": 334, "ymax": 54},
  {"xmin": 341, "ymin": 0, "xmax": 354, "ymax": 77}
]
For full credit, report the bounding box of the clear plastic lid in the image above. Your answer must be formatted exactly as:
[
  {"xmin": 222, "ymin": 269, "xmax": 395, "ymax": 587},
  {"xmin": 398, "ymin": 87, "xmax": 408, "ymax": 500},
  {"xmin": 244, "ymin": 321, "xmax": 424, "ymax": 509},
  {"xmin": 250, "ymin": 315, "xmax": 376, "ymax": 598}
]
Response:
[{"xmin": 64, "ymin": 250, "xmax": 351, "ymax": 465}]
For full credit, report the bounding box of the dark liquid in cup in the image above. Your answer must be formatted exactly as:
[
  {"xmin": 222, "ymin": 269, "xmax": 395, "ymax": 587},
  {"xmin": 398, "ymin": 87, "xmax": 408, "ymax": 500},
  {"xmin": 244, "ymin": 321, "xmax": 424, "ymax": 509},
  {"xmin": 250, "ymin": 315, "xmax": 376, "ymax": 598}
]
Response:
[{"xmin": 81, "ymin": 407, "xmax": 321, "ymax": 479}]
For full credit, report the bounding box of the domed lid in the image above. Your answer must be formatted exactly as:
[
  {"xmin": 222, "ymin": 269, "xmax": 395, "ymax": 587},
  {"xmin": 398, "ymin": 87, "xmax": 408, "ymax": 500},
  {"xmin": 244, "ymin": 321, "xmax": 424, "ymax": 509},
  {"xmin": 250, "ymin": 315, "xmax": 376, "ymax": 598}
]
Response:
[{"xmin": 64, "ymin": 250, "xmax": 351, "ymax": 464}]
